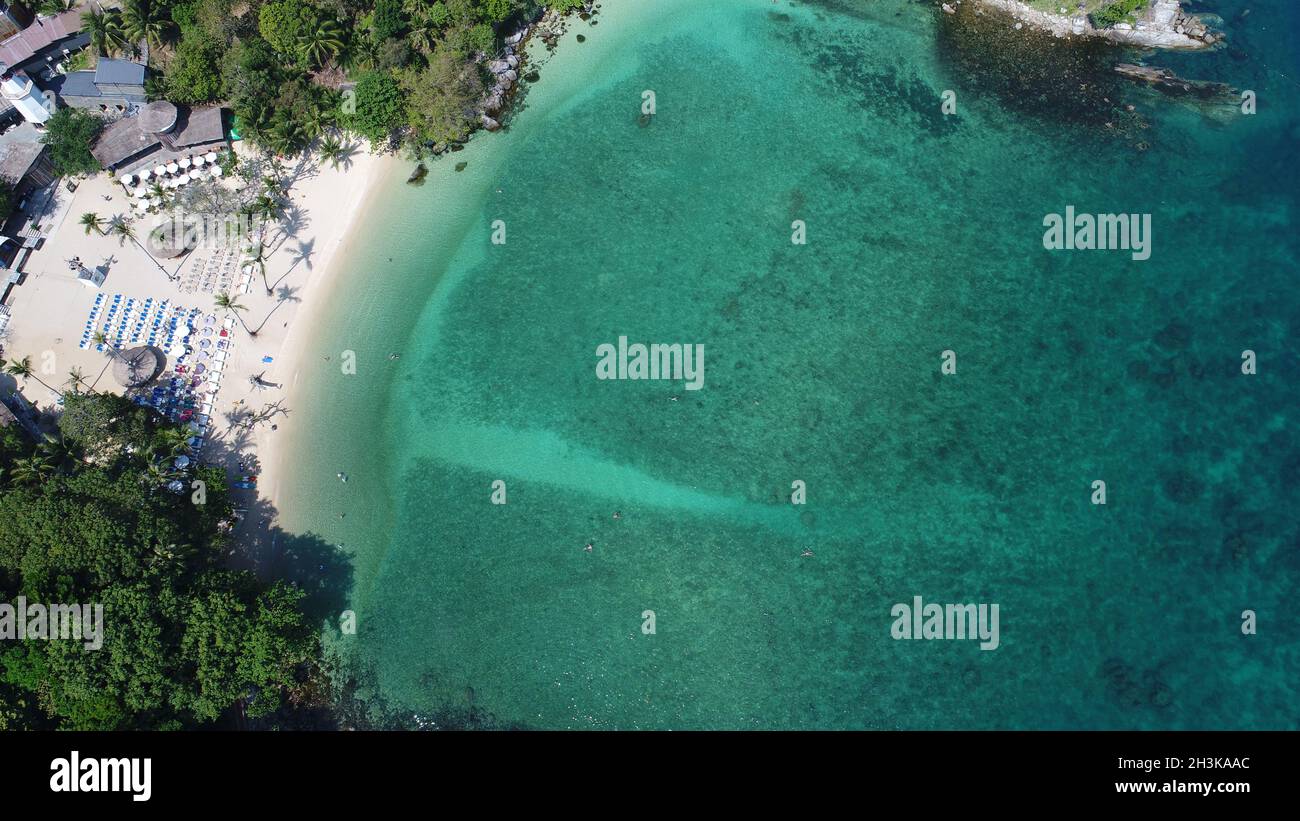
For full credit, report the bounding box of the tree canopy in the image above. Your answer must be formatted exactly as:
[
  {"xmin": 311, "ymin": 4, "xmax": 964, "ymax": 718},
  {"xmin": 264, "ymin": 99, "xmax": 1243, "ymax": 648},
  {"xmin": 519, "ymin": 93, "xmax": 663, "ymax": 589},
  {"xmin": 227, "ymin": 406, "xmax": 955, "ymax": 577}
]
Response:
[
  {"xmin": 0, "ymin": 393, "xmax": 320, "ymax": 729},
  {"xmin": 40, "ymin": 109, "xmax": 103, "ymax": 177}
]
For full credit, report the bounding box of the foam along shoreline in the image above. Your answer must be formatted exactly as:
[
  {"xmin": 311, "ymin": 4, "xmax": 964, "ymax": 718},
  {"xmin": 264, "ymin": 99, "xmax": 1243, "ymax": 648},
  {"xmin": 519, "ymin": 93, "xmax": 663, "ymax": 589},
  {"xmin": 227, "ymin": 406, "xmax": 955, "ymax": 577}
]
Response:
[{"xmin": 962, "ymin": 0, "xmax": 1222, "ymax": 50}]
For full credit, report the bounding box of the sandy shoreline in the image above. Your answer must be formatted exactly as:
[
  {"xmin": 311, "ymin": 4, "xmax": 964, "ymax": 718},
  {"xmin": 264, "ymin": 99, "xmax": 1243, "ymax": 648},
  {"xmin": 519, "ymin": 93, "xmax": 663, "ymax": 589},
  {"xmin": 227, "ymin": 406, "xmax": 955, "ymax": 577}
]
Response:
[
  {"xmin": 226, "ymin": 150, "xmax": 403, "ymax": 566},
  {"xmin": 248, "ymin": 153, "xmax": 403, "ymax": 555}
]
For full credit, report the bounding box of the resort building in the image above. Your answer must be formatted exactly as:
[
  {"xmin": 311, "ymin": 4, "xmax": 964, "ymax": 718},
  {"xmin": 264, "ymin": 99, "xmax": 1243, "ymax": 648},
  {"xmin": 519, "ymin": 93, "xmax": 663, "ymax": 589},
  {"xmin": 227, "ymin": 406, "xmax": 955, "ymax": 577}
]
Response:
[
  {"xmin": 0, "ymin": 65, "xmax": 51, "ymax": 124},
  {"xmin": 91, "ymin": 100, "xmax": 229, "ymax": 174},
  {"xmin": 0, "ymin": 4, "xmax": 35, "ymax": 42},
  {"xmin": 0, "ymin": 8, "xmax": 80, "ymax": 68},
  {"xmin": 0, "ymin": 122, "xmax": 54, "ymax": 194},
  {"xmin": 46, "ymin": 57, "xmax": 147, "ymax": 112},
  {"xmin": 0, "ymin": 8, "xmax": 88, "ymax": 126}
]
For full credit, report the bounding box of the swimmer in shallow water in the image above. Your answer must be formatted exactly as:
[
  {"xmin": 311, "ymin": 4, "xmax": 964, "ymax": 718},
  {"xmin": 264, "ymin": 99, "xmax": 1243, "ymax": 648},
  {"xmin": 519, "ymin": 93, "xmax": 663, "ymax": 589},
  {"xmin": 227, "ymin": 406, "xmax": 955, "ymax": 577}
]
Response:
[
  {"xmin": 612, "ymin": 511, "xmax": 622, "ymax": 520},
  {"xmin": 584, "ymin": 542, "xmax": 593, "ymax": 553},
  {"xmin": 800, "ymin": 548, "xmax": 814, "ymax": 558}
]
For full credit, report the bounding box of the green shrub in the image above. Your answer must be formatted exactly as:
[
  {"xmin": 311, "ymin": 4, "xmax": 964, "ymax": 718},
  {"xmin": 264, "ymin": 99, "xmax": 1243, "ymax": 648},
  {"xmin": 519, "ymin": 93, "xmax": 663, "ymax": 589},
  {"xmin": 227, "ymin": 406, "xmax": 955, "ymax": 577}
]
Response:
[{"xmin": 1090, "ymin": 0, "xmax": 1148, "ymax": 29}]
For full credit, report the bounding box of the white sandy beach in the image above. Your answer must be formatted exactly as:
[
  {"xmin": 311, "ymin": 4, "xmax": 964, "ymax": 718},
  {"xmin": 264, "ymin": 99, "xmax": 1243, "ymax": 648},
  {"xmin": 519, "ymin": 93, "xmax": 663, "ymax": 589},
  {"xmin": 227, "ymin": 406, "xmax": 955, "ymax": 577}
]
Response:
[
  {"xmin": 2, "ymin": 142, "xmax": 397, "ymax": 565},
  {"xmin": 248, "ymin": 153, "xmax": 402, "ymax": 557}
]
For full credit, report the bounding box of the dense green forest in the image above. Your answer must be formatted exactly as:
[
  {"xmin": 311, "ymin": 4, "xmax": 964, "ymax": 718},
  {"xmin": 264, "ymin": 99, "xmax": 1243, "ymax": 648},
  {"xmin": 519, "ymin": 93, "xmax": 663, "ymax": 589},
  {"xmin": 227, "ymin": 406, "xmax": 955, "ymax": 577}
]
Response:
[
  {"xmin": 0, "ymin": 391, "xmax": 321, "ymax": 729},
  {"xmin": 67, "ymin": 0, "xmax": 586, "ymax": 156}
]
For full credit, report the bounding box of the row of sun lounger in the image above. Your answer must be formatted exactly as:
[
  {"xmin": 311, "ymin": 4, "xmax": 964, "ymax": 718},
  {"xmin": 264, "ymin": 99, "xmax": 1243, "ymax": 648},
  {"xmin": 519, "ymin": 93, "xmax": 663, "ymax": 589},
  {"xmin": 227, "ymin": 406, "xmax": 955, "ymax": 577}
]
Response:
[{"xmin": 79, "ymin": 294, "xmax": 198, "ymax": 352}]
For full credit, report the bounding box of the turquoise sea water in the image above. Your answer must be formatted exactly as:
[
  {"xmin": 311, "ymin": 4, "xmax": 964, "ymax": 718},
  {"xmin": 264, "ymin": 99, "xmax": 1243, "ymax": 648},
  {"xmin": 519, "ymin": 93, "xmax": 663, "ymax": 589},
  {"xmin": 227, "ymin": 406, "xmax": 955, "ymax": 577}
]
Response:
[{"xmin": 278, "ymin": 0, "xmax": 1300, "ymax": 728}]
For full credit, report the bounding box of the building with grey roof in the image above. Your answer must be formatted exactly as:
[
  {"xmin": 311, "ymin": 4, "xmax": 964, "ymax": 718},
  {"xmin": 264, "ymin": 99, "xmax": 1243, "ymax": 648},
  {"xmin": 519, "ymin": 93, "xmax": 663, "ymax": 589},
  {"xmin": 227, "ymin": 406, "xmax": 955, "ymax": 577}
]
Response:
[{"xmin": 46, "ymin": 57, "xmax": 147, "ymax": 111}]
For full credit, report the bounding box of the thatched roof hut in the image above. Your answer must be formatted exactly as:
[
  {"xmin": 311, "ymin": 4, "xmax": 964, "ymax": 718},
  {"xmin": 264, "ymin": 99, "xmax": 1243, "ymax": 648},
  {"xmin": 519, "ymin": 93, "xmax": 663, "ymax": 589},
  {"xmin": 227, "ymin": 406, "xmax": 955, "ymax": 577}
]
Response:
[{"xmin": 113, "ymin": 346, "xmax": 164, "ymax": 389}]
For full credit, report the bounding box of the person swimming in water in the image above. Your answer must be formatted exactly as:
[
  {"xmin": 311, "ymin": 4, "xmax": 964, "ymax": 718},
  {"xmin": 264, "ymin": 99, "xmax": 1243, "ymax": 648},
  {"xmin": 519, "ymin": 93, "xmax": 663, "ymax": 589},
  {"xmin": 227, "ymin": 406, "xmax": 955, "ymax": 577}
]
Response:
[
  {"xmin": 612, "ymin": 511, "xmax": 622, "ymax": 520},
  {"xmin": 584, "ymin": 542, "xmax": 593, "ymax": 553},
  {"xmin": 337, "ymin": 472, "xmax": 348, "ymax": 482},
  {"xmin": 800, "ymin": 548, "xmax": 814, "ymax": 557}
]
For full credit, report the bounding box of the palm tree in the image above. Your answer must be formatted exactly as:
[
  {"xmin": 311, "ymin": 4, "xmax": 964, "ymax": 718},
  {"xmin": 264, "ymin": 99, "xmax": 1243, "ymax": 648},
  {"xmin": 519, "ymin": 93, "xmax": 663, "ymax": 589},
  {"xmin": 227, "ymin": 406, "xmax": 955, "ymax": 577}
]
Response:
[
  {"xmin": 243, "ymin": 242, "xmax": 271, "ymax": 295},
  {"xmin": 109, "ymin": 216, "xmax": 135, "ymax": 245},
  {"xmin": 89, "ymin": 330, "xmax": 123, "ymax": 391},
  {"xmin": 214, "ymin": 292, "xmax": 254, "ymax": 336},
  {"xmin": 255, "ymin": 191, "xmax": 283, "ymax": 221},
  {"xmin": 5, "ymin": 356, "xmax": 60, "ymax": 396},
  {"xmin": 8, "ymin": 455, "xmax": 55, "ymax": 486},
  {"xmin": 38, "ymin": 434, "xmax": 83, "ymax": 474},
  {"xmin": 80, "ymin": 212, "xmax": 105, "ymax": 236},
  {"xmin": 146, "ymin": 540, "xmax": 194, "ymax": 571},
  {"xmin": 65, "ymin": 366, "xmax": 91, "ymax": 394},
  {"xmin": 268, "ymin": 115, "xmax": 307, "ymax": 156},
  {"xmin": 109, "ymin": 216, "xmax": 172, "ymax": 281},
  {"xmin": 37, "ymin": 0, "xmax": 77, "ymax": 14},
  {"xmin": 91, "ymin": 330, "xmax": 122, "ymax": 360},
  {"xmin": 318, "ymin": 134, "xmax": 347, "ymax": 170},
  {"xmin": 407, "ymin": 21, "xmax": 438, "ymax": 55},
  {"xmin": 299, "ymin": 19, "xmax": 345, "ymax": 68},
  {"xmin": 120, "ymin": 0, "xmax": 172, "ymax": 51},
  {"xmin": 140, "ymin": 456, "xmax": 183, "ymax": 489},
  {"xmin": 152, "ymin": 425, "xmax": 192, "ymax": 459},
  {"xmin": 82, "ymin": 8, "xmax": 127, "ymax": 57}
]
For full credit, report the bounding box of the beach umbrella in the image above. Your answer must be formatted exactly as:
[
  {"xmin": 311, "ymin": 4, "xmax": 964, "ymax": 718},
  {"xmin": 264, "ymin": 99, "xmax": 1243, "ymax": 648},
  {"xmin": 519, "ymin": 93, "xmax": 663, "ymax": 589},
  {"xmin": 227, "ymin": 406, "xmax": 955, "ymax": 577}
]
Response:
[
  {"xmin": 210, "ymin": 166, "xmax": 224, "ymax": 178},
  {"xmin": 205, "ymin": 152, "xmax": 218, "ymax": 163},
  {"xmin": 193, "ymin": 155, "xmax": 206, "ymax": 166},
  {"xmin": 198, "ymin": 339, "xmax": 211, "ymax": 349},
  {"xmin": 119, "ymin": 173, "xmax": 135, "ymax": 186},
  {"xmin": 174, "ymin": 455, "xmax": 191, "ymax": 469},
  {"xmin": 179, "ymin": 157, "xmax": 191, "ymax": 169},
  {"xmin": 153, "ymin": 165, "xmax": 167, "ymax": 177},
  {"xmin": 139, "ymin": 168, "xmax": 151, "ymax": 180},
  {"xmin": 167, "ymin": 162, "xmax": 179, "ymax": 174}
]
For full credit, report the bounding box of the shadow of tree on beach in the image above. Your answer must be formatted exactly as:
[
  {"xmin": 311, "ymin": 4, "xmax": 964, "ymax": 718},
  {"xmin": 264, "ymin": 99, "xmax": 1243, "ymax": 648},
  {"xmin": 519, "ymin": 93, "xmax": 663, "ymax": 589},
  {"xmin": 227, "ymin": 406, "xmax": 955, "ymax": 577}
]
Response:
[{"xmin": 197, "ymin": 403, "xmax": 354, "ymax": 630}]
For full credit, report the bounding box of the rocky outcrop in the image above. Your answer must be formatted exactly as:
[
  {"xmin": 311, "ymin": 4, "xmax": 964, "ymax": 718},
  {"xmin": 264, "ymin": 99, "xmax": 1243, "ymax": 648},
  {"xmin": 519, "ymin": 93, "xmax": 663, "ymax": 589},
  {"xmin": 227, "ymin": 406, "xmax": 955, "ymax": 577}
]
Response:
[
  {"xmin": 973, "ymin": 0, "xmax": 1221, "ymax": 50},
  {"xmin": 1114, "ymin": 62, "xmax": 1238, "ymax": 101},
  {"xmin": 472, "ymin": 4, "xmax": 598, "ymax": 136}
]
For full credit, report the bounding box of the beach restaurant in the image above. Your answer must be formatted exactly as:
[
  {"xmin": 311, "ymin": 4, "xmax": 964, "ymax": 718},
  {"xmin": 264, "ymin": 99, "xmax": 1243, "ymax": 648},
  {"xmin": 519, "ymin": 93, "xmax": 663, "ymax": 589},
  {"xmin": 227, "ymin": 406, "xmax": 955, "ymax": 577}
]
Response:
[{"xmin": 90, "ymin": 100, "xmax": 228, "ymax": 176}]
